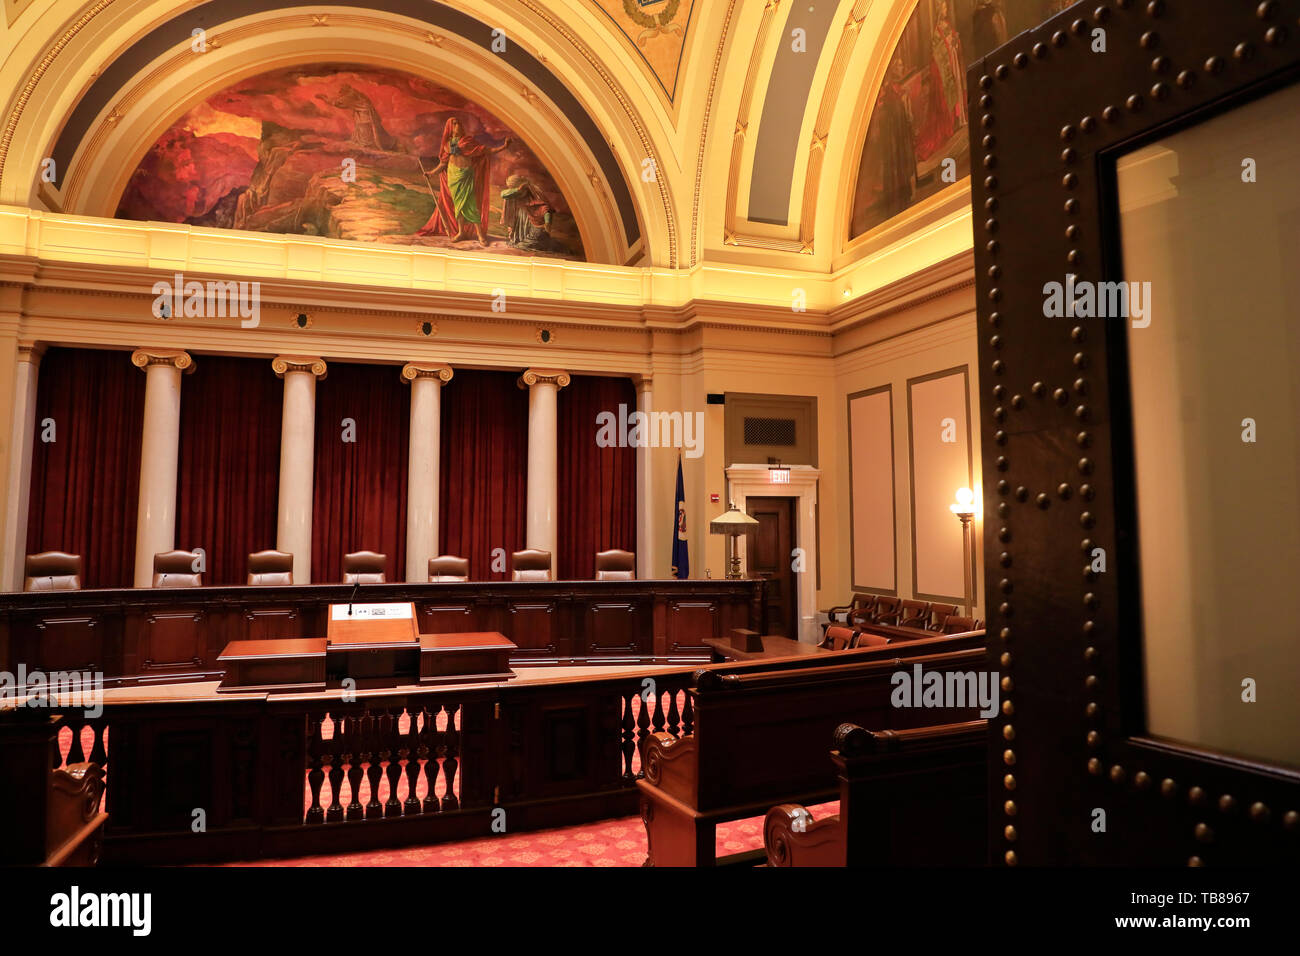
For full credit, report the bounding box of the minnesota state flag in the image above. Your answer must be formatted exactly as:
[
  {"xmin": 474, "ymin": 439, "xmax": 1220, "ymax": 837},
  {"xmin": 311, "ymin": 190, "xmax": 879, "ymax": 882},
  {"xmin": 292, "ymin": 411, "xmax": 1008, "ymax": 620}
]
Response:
[{"xmin": 671, "ymin": 456, "xmax": 689, "ymax": 579}]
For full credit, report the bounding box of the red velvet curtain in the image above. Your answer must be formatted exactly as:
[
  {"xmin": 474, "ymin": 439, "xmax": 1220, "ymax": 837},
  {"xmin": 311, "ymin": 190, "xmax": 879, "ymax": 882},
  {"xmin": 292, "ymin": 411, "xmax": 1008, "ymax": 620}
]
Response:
[
  {"xmin": 26, "ymin": 348, "xmax": 145, "ymax": 588},
  {"xmin": 175, "ymin": 356, "xmax": 282, "ymax": 585},
  {"xmin": 557, "ymin": 375, "xmax": 637, "ymax": 579},
  {"xmin": 312, "ymin": 363, "xmax": 409, "ymax": 583},
  {"xmin": 439, "ymin": 370, "xmax": 528, "ymax": 580}
]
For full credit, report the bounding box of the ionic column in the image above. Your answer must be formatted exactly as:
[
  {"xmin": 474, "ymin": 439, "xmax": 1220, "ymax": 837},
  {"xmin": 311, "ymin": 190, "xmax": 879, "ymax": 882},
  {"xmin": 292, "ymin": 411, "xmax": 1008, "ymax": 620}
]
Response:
[
  {"xmin": 518, "ymin": 368, "xmax": 570, "ymax": 572},
  {"xmin": 131, "ymin": 349, "xmax": 193, "ymax": 588},
  {"xmin": 402, "ymin": 362, "xmax": 453, "ymax": 582},
  {"xmin": 3, "ymin": 343, "xmax": 45, "ymax": 590},
  {"xmin": 635, "ymin": 376, "xmax": 655, "ymax": 579},
  {"xmin": 273, "ymin": 356, "xmax": 327, "ymax": 585}
]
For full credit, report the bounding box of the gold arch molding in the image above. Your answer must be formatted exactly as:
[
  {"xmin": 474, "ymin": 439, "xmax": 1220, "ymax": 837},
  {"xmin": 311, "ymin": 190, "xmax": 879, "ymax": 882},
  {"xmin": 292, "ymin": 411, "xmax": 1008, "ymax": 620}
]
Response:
[
  {"xmin": 1, "ymin": 0, "xmax": 677, "ymax": 267},
  {"xmin": 57, "ymin": 16, "xmax": 625, "ymax": 265}
]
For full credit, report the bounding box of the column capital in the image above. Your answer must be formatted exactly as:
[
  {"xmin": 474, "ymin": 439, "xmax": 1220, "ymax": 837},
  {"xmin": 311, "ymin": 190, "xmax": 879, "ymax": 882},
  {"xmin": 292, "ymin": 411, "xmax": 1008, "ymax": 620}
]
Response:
[
  {"xmin": 16, "ymin": 341, "xmax": 46, "ymax": 366},
  {"xmin": 518, "ymin": 368, "xmax": 570, "ymax": 389},
  {"xmin": 635, "ymin": 374, "xmax": 653, "ymax": 394},
  {"xmin": 131, "ymin": 349, "xmax": 194, "ymax": 372},
  {"xmin": 272, "ymin": 355, "xmax": 327, "ymax": 379},
  {"xmin": 401, "ymin": 362, "xmax": 454, "ymax": 384}
]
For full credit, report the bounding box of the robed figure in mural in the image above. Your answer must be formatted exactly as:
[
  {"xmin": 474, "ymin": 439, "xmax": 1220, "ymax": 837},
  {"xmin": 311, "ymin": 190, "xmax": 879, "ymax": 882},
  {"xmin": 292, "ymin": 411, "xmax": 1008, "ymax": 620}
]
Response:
[
  {"xmin": 501, "ymin": 174, "xmax": 563, "ymax": 253},
  {"xmin": 416, "ymin": 116, "xmax": 511, "ymax": 246}
]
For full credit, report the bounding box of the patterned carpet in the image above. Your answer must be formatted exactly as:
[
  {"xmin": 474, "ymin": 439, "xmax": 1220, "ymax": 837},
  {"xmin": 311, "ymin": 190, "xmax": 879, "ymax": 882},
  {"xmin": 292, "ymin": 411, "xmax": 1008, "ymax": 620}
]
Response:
[{"xmin": 224, "ymin": 802, "xmax": 840, "ymax": 867}]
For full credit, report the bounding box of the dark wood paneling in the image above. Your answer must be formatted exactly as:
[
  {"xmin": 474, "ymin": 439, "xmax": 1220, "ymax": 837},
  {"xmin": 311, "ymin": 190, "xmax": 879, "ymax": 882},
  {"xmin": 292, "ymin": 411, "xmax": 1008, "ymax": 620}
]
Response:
[
  {"xmin": 0, "ymin": 580, "xmax": 765, "ymax": 685},
  {"xmin": 968, "ymin": 0, "xmax": 1300, "ymax": 866}
]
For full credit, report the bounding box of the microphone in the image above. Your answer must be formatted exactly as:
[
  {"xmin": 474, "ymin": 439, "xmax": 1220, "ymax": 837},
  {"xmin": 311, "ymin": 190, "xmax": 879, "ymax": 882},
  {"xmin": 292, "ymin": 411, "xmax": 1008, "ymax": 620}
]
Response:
[{"xmin": 348, "ymin": 578, "xmax": 361, "ymax": 616}]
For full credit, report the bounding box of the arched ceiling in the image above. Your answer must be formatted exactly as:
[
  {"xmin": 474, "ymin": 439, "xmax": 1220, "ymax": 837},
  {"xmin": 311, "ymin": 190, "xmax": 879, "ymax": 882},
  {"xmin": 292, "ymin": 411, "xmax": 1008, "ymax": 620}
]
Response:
[{"xmin": 0, "ymin": 0, "xmax": 978, "ymax": 283}]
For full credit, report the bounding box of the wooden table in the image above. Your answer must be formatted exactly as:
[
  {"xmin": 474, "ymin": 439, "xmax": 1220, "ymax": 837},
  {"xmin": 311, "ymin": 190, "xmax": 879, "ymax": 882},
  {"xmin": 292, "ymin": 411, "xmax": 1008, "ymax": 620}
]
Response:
[
  {"xmin": 217, "ymin": 631, "xmax": 516, "ymax": 692},
  {"xmin": 703, "ymin": 634, "xmax": 833, "ymax": 663}
]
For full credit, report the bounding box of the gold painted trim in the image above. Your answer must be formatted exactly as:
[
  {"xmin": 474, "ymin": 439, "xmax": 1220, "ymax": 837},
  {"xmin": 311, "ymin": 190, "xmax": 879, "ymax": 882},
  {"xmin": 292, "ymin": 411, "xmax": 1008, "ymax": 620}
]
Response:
[{"xmin": 689, "ymin": 0, "xmax": 741, "ymax": 267}]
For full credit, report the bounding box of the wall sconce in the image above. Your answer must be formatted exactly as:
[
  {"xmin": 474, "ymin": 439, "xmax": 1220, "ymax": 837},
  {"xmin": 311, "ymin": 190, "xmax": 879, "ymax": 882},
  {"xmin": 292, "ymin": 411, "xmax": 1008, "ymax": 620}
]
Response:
[
  {"xmin": 950, "ymin": 487, "xmax": 976, "ymax": 617},
  {"xmin": 709, "ymin": 501, "xmax": 759, "ymax": 580}
]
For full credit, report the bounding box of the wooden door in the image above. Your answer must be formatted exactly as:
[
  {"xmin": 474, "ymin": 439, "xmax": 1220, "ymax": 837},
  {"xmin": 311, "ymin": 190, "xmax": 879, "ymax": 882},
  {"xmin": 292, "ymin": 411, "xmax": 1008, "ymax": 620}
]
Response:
[{"xmin": 747, "ymin": 496, "xmax": 796, "ymax": 638}]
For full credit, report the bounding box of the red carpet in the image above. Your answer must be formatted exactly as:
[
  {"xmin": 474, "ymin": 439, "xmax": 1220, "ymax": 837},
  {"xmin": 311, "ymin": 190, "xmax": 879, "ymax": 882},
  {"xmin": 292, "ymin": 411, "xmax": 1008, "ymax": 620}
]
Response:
[{"xmin": 222, "ymin": 801, "xmax": 840, "ymax": 867}]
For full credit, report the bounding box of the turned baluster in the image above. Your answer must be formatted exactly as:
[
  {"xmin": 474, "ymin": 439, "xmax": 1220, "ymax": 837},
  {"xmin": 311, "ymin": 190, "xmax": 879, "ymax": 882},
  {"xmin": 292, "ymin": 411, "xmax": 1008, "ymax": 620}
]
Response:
[
  {"xmin": 383, "ymin": 709, "xmax": 403, "ymax": 817},
  {"xmin": 402, "ymin": 708, "xmax": 421, "ymax": 815},
  {"xmin": 364, "ymin": 712, "xmax": 384, "ymax": 820},
  {"xmin": 66, "ymin": 722, "xmax": 87, "ymax": 765},
  {"xmin": 441, "ymin": 703, "xmax": 460, "ymax": 811},
  {"xmin": 681, "ymin": 691, "xmax": 695, "ymax": 737},
  {"xmin": 666, "ymin": 691, "xmax": 681, "ymax": 739},
  {"xmin": 324, "ymin": 712, "xmax": 344, "ymax": 823},
  {"xmin": 650, "ymin": 691, "xmax": 666, "ymax": 736},
  {"xmin": 620, "ymin": 691, "xmax": 636, "ymax": 781},
  {"xmin": 420, "ymin": 707, "xmax": 440, "ymax": 814},
  {"xmin": 88, "ymin": 722, "xmax": 108, "ymax": 771},
  {"xmin": 305, "ymin": 716, "xmax": 326, "ymax": 824},
  {"xmin": 634, "ymin": 689, "xmax": 651, "ymax": 778},
  {"xmin": 344, "ymin": 714, "xmax": 364, "ymax": 821}
]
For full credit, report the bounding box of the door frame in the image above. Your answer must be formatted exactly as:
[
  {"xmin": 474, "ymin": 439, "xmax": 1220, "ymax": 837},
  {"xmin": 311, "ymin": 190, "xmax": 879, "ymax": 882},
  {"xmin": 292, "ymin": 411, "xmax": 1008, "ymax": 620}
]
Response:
[{"xmin": 726, "ymin": 464, "xmax": 821, "ymax": 643}]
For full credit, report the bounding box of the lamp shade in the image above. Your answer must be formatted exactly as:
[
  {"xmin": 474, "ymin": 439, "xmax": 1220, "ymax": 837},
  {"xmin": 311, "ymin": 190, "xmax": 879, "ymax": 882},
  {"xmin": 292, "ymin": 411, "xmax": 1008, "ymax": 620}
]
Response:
[{"xmin": 709, "ymin": 503, "xmax": 760, "ymax": 536}]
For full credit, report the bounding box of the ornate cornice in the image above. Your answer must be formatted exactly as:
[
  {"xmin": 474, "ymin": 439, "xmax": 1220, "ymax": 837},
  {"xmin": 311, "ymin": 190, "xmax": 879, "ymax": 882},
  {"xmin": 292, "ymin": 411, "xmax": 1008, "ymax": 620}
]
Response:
[
  {"xmin": 131, "ymin": 348, "xmax": 193, "ymax": 371},
  {"xmin": 400, "ymin": 362, "xmax": 453, "ymax": 384},
  {"xmin": 271, "ymin": 355, "xmax": 327, "ymax": 378},
  {"xmin": 518, "ymin": 367, "xmax": 571, "ymax": 389}
]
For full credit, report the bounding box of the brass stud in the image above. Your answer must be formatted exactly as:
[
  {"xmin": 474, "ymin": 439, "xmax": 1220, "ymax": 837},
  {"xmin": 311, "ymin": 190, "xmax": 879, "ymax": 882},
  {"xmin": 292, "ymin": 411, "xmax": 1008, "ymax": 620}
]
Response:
[
  {"xmin": 987, "ymin": 240, "xmax": 1000, "ymax": 254},
  {"xmin": 992, "ymin": 359, "xmax": 1004, "ymax": 375},
  {"xmin": 1194, "ymin": 822, "xmax": 1213, "ymax": 843},
  {"xmin": 1085, "ymin": 674, "xmax": 1098, "ymax": 690},
  {"xmin": 1031, "ymin": 381, "xmax": 1045, "ymax": 396},
  {"xmin": 989, "ymin": 310, "xmax": 1001, "ymax": 325},
  {"xmin": 1058, "ymin": 483, "xmax": 1072, "ymax": 499},
  {"xmin": 1257, "ymin": 0, "xmax": 1277, "ymax": 18},
  {"xmin": 1205, "ymin": 55, "xmax": 1225, "ymax": 73},
  {"xmin": 1094, "ymin": 5, "xmax": 1111, "ymax": 23},
  {"xmin": 983, "ymin": 133, "xmax": 996, "ymax": 149},
  {"xmin": 1005, "ymin": 800, "xmax": 1018, "ymax": 816},
  {"xmin": 1151, "ymin": 55, "xmax": 1169, "ymax": 72},
  {"xmin": 997, "ymin": 480, "xmax": 1010, "ymax": 495},
  {"xmin": 1151, "ymin": 82, "xmax": 1170, "ymax": 100},
  {"xmin": 1005, "ymin": 850, "xmax": 1018, "ymax": 865},
  {"xmin": 1234, "ymin": 41, "xmax": 1255, "ymax": 61},
  {"xmin": 1265, "ymin": 26, "xmax": 1286, "ymax": 46},
  {"xmin": 1080, "ymin": 538, "xmax": 1093, "ymax": 552},
  {"xmin": 982, "ymin": 113, "xmax": 996, "ymax": 129},
  {"xmin": 1054, "ymin": 387, "xmax": 1068, "ymax": 404},
  {"xmin": 1035, "ymin": 493, "xmax": 1049, "ymax": 510},
  {"xmin": 1014, "ymin": 486, "xmax": 1028, "ymax": 502},
  {"xmin": 1000, "ymin": 578, "xmax": 1013, "ymax": 593},
  {"xmin": 1033, "ymin": 42, "xmax": 1048, "ymax": 59},
  {"xmin": 980, "ymin": 73, "xmax": 994, "ymax": 89},
  {"xmin": 1081, "ymin": 512, "xmax": 1095, "ymax": 529},
  {"xmin": 1086, "ymin": 730, "xmax": 1100, "ymax": 747},
  {"xmin": 1126, "ymin": 93, "xmax": 1145, "ymax": 111},
  {"xmin": 1135, "ymin": 771, "xmax": 1151, "ymax": 790},
  {"xmin": 1066, "ymin": 224, "xmax": 1081, "ymax": 241},
  {"xmin": 1000, "ymin": 627, "xmax": 1012, "ymax": 641},
  {"xmin": 1082, "ymin": 620, "xmax": 1096, "ymax": 635},
  {"xmin": 999, "ymin": 602, "xmax": 1012, "ymax": 616},
  {"xmin": 1074, "ymin": 377, "xmax": 1088, "ymax": 393},
  {"xmin": 1004, "ymin": 750, "xmax": 1017, "ymax": 767},
  {"xmin": 1084, "ymin": 645, "xmax": 1097, "ymax": 661},
  {"xmin": 1147, "ymin": 0, "xmax": 1164, "ymax": 14},
  {"xmin": 1013, "ymin": 52, "xmax": 1028, "ymax": 68},
  {"xmin": 1004, "ymin": 773, "xmax": 1016, "ymax": 790},
  {"xmin": 984, "ymin": 154, "xmax": 997, "ymax": 169},
  {"xmin": 1075, "ymin": 405, "xmax": 1089, "ymax": 421},
  {"xmin": 996, "ymin": 63, "xmax": 1010, "ymax": 80},
  {"xmin": 1079, "ymin": 457, "xmax": 1093, "ymax": 474},
  {"xmin": 1102, "ymin": 105, "xmax": 1119, "ymax": 122},
  {"xmin": 1071, "ymin": 326, "xmax": 1086, "ymax": 342},
  {"xmin": 1188, "ymin": 785, "xmax": 1206, "ymax": 806},
  {"xmin": 1218, "ymin": 794, "xmax": 1236, "ymax": 813},
  {"xmin": 1077, "ymin": 431, "xmax": 1091, "ymax": 447},
  {"xmin": 1073, "ymin": 352, "xmax": 1089, "ymax": 368},
  {"xmin": 1085, "ymin": 701, "xmax": 1098, "ymax": 717},
  {"xmin": 1088, "ymin": 757, "xmax": 1102, "ymax": 775},
  {"xmin": 1176, "ymin": 69, "xmax": 1196, "ymax": 88},
  {"xmin": 1161, "ymin": 778, "xmax": 1177, "ymax": 797},
  {"xmin": 1002, "ymin": 700, "xmax": 1014, "ymax": 716},
  {"xmin": 997, "ymin": 502, "xmax": 1009, "ymax": 517},
  {"xmin": 1005, "ymin": 824, "xmax": 1018, "ymax": 841},
  {"xmin": 1001, "ymin": 676, "xmax": 1014, "ymax": 692},
  {"xmin": 1071, "ymin": 18, "xmax": 1087, "ymax": 35},
  {"xmin": 986, "ymin": 219, "xmax": 999, "ymax": 234},
  {"xmin": 998, "ymin": 527, "xmax": 1011, "ymax": 542},
  {"xmin": 988, "ymin": 263, "xmax": 1002, "ymax": 277},
  {"xmin": 1062, "ymin": 172, "xmax": 1078, "ymax": 189},
  {"xmin": 1061, "ymin": 147, "xmax": 1077, "ymax": 164},
  {"xmin": 1080, "ymin": 483, "xmax": 1094, "ymax": 499},
  {"xmin": 1052, "ymin": 30, "xmax": 1067, "ymax": 47},
  {"xmin": 996, "ymin": 455, "xmax": 1009, "ymax": 471},
  {"xmin": 993, "ymin": 405, "xmax": 1005, "ymax": 420},
  {"xmin": 1010, "ymin": 393, "xmax": 1022, "ymax": 409},
  {"xmin": 980, "ymin": 93, "xmax": 994, "ymax": 109},
  {"xmin": 1139, "ymin": 31, "xmax": 1158, "ymax": 49},
  {"xmin": 1002, "ymin": 722, "xmax": 1014, "ymax": 739},
  {"xmin": 1000, "ymin": 652, "xmax": 1012, "ymax": 668},
  {"xmin": 1283, "ymin": 810, "xmax": 1297, "ymax": 830},
  {"xmin": 1110, "ymin": 764, "xmax": 1125, "ymax": 783},
  {"xmin": 1080, "ymin": 115, "xmax": 1096, "ymax": 133},
  {"xmin": 1249, "ymin": 801, "xmax": 1270, "ymax": 823},
  {"xmin": 1188, "ymin": 855, "xmax": 1203, "ymax": 867},
  {"xmin": 992, "ymin": 384, "xmax": 1005, "ymax": 399}
]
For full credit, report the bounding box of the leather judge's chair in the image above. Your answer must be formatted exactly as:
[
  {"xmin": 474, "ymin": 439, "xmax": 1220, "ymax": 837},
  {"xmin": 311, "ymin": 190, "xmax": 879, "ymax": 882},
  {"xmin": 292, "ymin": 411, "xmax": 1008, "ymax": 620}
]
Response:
[
  {"xmin": 594, "ymin": 549, "xmax": 635, "ymax": 580},
  {"xmin": 153, "ymin": 550, "xmax": 203, "ymax": 587},
  {"xmin": 429, "ymin": 555, "xmax": 470, "ymax": 582},
  {"xmin": 343, "ymin": 551, "xmax": 387, "ymax": 584},
  {"xmin": 511, "ymin": 549, "xmax": 553, "ymax": 581},
  {"xmin": 24, "ymin": 552, "xmax": 82, "ymax": 591},
  {"xmin": 247, "ymin": 550, "xmax": 293, "ymax": 586}
]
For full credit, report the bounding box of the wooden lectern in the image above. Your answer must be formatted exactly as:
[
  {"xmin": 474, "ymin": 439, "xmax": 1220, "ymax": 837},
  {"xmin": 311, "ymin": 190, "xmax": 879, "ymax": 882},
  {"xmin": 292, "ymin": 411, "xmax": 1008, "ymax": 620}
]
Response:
[{"xmin": 326, "ymin": 601, "xmax": 419, "ymax": 647}]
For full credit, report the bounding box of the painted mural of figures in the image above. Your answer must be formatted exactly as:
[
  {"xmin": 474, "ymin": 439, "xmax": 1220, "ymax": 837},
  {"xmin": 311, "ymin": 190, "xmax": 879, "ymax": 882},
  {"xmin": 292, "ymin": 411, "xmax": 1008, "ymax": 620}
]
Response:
[
  {"xmin": 416, "ymin": 116, "xmax": 511, "ymax": 246},
  {"xmin": 973, "ymin": 0, "xmax": 1009, "ymax": 56},
  {"xmin": 501, "ymin": 175, "xmax": 562, "ymax": 253},
  {"xmin": 314, "ymin": 84, "xmax": 396, "ymax": 151},
  {"xmin": 931, "ymin": 0, "xmax": 966, "ymax": 130},
  {"xmin": 876, "ymin": 56, "xmax": 918, "ymax": 222}
]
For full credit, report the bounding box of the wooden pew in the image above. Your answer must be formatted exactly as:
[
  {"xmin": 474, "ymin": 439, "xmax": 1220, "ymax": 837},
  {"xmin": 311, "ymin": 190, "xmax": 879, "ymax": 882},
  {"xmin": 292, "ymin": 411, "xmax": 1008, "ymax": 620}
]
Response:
[
  {"xmin": 764, "ymin": 720, "xmax": 988, "ymax": 866},
  {"xmin": 637, "ymin": 646, "xmax": 988, "ymax": 866}
]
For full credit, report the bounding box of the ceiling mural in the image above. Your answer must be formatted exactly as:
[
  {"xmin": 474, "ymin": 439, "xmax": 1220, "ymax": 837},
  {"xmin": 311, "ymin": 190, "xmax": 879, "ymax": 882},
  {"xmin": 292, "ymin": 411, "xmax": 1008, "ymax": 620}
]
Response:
[
  {"xmin": 589, "ymin": 0, "xmax": 697, "ymax": 101},
  {"xmin": 849, "ymin": 0, "xmax": 1073, "ymax": 238},
  {"xmin": 115, "ymin": 64, "xmax": 586, "ymax": 260}
]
